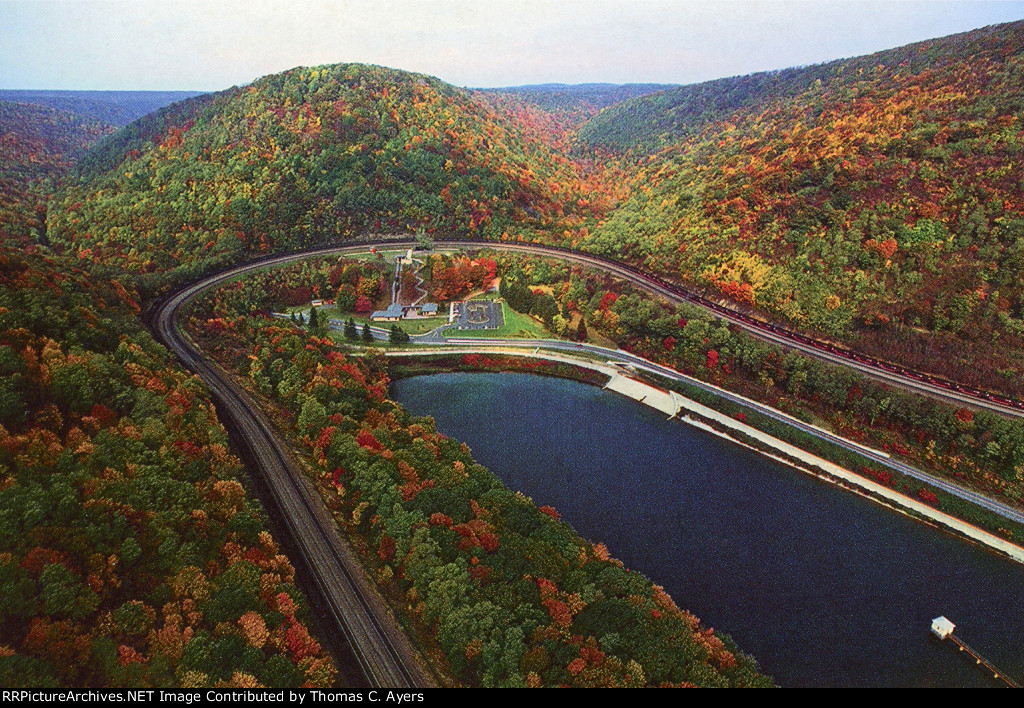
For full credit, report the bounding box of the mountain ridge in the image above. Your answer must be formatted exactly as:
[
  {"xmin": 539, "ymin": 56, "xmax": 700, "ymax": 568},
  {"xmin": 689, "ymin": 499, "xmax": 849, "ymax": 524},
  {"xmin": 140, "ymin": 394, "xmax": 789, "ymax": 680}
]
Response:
[
  {"xmin": 0, "ymin": 90, "xmax": 206, "ymax": 127},
  {"xmin": 578, "ymin": 19, "xmax": 1024, "ymax": 153}
]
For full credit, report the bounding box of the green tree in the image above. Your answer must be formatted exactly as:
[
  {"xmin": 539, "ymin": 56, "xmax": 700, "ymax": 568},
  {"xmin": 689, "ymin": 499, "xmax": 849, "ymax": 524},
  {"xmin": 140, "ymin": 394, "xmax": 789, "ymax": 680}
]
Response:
[
  {"xmin": 576, "ymin": 317, "xmax": 588, "ymax": 342},
  {"xmin": 0, "ymin": 558, "xmax": 38, "ymax": 625},
  {"xmin": 344, "ymin": 317, "xmax": 359, "ymax": 340},
  {"xmin": 39, "ymin": 564, "xmax": 99, "ymax": 621},
  {"xmin": 297, "ymin": 396, "xmax": 328, "ymax": 433},
  {"xmin": 415, "ymin": 229, "xmax": 434, "ymax": 251},
  {"xmin": 389, "ymin": 324, "xmax": 410, "ymax": 344},
  {"xmin": 307, "ymin": 306, "xmax": 321, "ymax": 334},
  {"xmin": 362, "ymin": 323, "xmax": 374, "ymax": 343}
]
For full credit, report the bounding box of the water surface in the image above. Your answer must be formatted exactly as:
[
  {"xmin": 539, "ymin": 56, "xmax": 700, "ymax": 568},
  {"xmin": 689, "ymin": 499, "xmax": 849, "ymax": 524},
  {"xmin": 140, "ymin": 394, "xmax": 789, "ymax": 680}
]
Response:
[{"xmin": 391, "ymin": 372, "xmax": 1024, "ymax": 687}]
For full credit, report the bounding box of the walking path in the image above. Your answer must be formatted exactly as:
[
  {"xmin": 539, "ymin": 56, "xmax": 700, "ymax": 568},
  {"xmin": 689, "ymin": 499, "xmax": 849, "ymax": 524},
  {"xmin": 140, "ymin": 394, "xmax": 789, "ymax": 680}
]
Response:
[{"xmin": 406, "ymin": 250, "xmax": 429, "ymax": 307}]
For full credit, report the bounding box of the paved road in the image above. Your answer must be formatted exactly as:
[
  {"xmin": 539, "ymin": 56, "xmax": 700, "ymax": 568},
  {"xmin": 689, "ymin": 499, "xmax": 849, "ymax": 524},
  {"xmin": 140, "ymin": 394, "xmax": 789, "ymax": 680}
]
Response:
[
  {"xmin": 183, "ymin": 241, "xmax": 1024, "ymax": 525},
  {"xmin": 261, "ymin": 239, "xmax": 1023, "ymax": 418},
  {"xmin": 152, "ymin": 272, "xmax": 435, "ymax": 688}
]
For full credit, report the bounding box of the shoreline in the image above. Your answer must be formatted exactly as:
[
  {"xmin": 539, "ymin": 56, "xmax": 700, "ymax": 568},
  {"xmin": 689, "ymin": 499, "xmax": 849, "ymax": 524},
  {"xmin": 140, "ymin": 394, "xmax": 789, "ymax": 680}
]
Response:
[{"xmin": 387, "ymin": 349, "xmax": 1024, "ymax": 565}]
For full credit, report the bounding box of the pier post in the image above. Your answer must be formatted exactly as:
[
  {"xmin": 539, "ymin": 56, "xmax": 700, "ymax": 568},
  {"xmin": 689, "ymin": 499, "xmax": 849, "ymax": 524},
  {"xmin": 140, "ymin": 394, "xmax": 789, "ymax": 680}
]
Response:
[{"xmin": 931, "ymin": 617, "xmax": 1021, "ymax": 688}]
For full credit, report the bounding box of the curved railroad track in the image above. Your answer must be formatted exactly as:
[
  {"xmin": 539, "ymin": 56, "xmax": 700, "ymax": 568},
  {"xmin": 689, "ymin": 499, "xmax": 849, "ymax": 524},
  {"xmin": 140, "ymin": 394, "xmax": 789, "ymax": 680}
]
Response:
[
  {"xmin": 150, "ymin": 236, "xmax": 1024, "ymax": 685},
  {"xmin": 152, "ymin": 268, "xmax": 435, "ymax": 689},
  {"xmin": 242, "ymin": 237, "xmax": 1022, "ymax": 418}
]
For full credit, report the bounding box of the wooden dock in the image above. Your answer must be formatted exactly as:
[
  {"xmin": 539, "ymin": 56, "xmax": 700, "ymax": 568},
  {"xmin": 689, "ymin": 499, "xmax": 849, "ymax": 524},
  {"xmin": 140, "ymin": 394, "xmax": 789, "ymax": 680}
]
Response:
[{"xmin": 948, "ymin": 633, "xmax": 1020, "ymax": 688}]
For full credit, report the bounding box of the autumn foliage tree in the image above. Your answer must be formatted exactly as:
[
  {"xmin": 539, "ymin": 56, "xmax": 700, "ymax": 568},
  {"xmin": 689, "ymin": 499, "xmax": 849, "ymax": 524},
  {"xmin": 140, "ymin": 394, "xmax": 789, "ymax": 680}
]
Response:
[
  {"xmin": 0, "ymin": 248, "xmax": 336, "ymax": 687},
  {"xmin": 184, "ymin": 275, "xmax": 774, "ymax": 688}
]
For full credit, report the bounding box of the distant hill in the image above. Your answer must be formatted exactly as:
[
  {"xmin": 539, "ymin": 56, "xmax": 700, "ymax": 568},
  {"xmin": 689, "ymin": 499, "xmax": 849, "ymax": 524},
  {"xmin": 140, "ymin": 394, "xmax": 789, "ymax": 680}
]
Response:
[
  {"xmin": 48, "ymin": 64, "xmax": 610, "ymax": 292},
  {"xmin": 0, "ymin": 101, "xmax": 115, "ymax": 244},
  {"xmin": 580, "ymin": 20, "xmax": 1024, "ymax": 390},
  {"xmin": 579, "ymin": 22, "xmax": 1024, "ymax": 154},
  {"xmin": 474, "ymin": 83, "xmax": 677, "ymax": 151},
  {"xmin": 1, "ymin": 91, "xmax": 202, "ymax": 245},
  {"xmin": 0, "ymin": 90, "xmax": 204, "ymax": 127},
  {"xmin": 477, "ymin": 83, "xmax": 677, "ymax": 112}
]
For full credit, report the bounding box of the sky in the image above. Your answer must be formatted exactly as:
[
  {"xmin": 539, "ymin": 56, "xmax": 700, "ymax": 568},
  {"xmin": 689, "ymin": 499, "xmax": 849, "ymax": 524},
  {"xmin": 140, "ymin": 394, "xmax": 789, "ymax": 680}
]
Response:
[{"xmin": 2, "ymin": 0, "xmax": 1023, "ymax": 91}]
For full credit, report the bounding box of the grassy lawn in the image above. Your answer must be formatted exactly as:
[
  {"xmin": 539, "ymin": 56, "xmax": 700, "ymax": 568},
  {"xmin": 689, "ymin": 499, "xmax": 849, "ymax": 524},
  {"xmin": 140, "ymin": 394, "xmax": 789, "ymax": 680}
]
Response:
[
  {"xmin": 285, "ymin": 304, "xmax": 447, "ymax": 335},
  {"xmin": 453, "ymin": 300, "xmax": 552, "ymax": 339},
  {"xmin": 286, "ymin": 298, "xmax": 611, "ymax": 344},
  {"xmin": 368, "ymin": 316, "xmax": 447, "ymax": 335},
  {"xmin": 337, "ymin": 310, "xmax": 447, "ymax": 336},
  {"xmin": 458, "ymin": 293, "xmax": 615, "ymax": 347},
  {"xmin": 347, "ymin": 250, "xmax": 406, "ymax": 262}
]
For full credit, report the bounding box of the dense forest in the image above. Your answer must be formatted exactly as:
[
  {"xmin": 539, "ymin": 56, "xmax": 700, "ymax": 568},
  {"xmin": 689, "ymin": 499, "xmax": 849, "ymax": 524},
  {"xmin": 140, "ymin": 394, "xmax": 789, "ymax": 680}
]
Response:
[
  {"xmin": 1, "ymin": 92, "xmax": 198, "ymax": 247},
  {"xmin": 0, "ymin": 94, "xmax": 336, "ymax": 689},
  {"xmin": 185, "ymin": 272, "xmax": 771, "ymax": 687},
  {"xmin": 579, "ymin": 21, "xmax": 1024, "ymax": 391},
  {"xmin": 0, "ymin": 247, "xmax": 336, "ymax": 687},
  {"xmin": 478, "ymin": 84, "xmax": 678, "ymax": 114},
  {"xmin": 0, "ymin": 91, "xmax": 205, "ymax": 128},
  {"xmin": 5, "ymin": 16, "xmax": 1024, "ymax": 688},
  {"xmin": 48, "ymin": 64, "xmax": 621, "ymax": 292},
  {"xmin": 0, "ymin": 101, "xmax": 115, "ymax": 245},
  {"xmin": 474, "ymin": 83, "xmax": 677, "ymax": 149}
]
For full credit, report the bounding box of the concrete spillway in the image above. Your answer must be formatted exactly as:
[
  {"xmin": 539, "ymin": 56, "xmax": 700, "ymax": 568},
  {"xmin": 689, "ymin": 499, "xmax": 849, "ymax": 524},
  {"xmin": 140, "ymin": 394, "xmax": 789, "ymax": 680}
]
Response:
[
  {"xmin": 603, "ymin": 373, "xmax": 680, "ymax": 417},
  {"xmin": 599, "ymin": 373, "xmax": 1024, "ymax": 564}
]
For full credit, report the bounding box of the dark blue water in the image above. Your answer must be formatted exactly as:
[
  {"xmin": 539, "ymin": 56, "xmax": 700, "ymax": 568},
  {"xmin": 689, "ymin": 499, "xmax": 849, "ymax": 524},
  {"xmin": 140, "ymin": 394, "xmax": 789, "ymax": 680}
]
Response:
[{"xmin": 391, "ymin": 372, "xmax": 1024, "ymax": 687}]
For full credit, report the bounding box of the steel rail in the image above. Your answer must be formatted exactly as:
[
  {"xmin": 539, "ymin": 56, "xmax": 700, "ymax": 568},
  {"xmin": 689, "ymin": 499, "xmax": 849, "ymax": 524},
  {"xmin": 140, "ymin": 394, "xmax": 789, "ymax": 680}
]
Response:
[
  {"xmin": 152, "ymin": 270, "xmax": 433, "ymax": 689},
  {"xmin": 146, "ymin": 236, "xmax": 1024, "ymax": 683}
]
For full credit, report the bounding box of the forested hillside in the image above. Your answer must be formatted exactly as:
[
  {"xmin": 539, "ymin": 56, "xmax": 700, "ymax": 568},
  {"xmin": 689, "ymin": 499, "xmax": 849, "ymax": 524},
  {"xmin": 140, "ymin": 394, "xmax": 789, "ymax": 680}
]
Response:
[
  {"xmin": 0, "ymin": 102, "xmax": 115, "ymax": 245},
  {"xmin": 0, "ymin": 94, "xmax": 336, "ymax": 690},
  {"xmin": 0, "ymin": 247, "xmax": 336, "ymax": 687},
  {"xmin": 579, "ymin": 20, "xmax": 1024, "ymax": 391},
  {"xmin": 475, "ymin": 84, "xmax": 677, "ymax": 148},
  {"xmin": 480, "ymin": 84, "xmax": 677, "ymax": 113},
  {"xmin": 0, "ymin": 91, "xmax": 204, "ymax": 128},
  {"xmin": 43, "ymin": 21, "xmax": 1024, "ymax": 390},
  {"xmin": 580, "ymin": 23, "xmax": 1024, "ymax": 154},
  {"xmin": 48, "ymin": 64, "xmax": 620, "ymax": 292},
  {"xmin": 7, "ymin": 19, "xmax": 1024, "ymax": 685}
]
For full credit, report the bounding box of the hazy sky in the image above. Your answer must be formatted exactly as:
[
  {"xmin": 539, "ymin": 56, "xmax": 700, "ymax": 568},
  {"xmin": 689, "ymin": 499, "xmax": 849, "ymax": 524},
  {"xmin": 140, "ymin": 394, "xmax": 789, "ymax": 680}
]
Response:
[{"xmin": 2, "ymin": 0, "xmax": 1023, "ymax": 91}]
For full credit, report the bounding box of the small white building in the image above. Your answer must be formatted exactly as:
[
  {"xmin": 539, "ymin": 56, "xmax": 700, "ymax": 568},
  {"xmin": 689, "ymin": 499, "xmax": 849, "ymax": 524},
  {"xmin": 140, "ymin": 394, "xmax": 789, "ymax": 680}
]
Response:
[{"xmin": 931, "ymin": 616, "xmax": 955, "ymax": 640}]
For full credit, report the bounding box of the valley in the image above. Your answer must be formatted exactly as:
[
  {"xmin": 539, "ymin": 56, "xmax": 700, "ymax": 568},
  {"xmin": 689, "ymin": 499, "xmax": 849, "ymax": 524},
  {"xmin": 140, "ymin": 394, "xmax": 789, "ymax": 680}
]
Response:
[{"xmin": 2, "ymin": 11, "xmax": 1024, "ymax": 689}]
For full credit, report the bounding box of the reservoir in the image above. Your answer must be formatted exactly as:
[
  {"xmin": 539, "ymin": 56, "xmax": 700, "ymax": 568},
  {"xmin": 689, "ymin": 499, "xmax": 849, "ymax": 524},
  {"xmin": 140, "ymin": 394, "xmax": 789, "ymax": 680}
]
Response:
[{"xmin": 391, "ymin": 372, "xmax": 1024, "ymax": 687}]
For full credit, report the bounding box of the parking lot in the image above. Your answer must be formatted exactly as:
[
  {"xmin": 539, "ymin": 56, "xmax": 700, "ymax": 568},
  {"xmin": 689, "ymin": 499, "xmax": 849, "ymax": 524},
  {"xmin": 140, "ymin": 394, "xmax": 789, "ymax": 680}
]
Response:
[{"xmin": 452, "ymin": 300, "xmax": 504, "ymax": 330}]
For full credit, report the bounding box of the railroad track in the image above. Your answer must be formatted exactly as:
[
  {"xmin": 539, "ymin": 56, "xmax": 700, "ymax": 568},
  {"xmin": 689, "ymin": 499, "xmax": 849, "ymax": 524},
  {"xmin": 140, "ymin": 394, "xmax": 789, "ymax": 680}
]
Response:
[
  {"xmin": 152, "ymin": 274, "xmax": 433, "ymax": 689},
  {"xmin": 148, "ymin": 236, "xmax": 1024, "ymax": 684},
  {"xmin": 209, "ymin": 237, "xmax": 1022, "ymax": 418},
  {"xmin": 447, "ymin": 241, "xmax": 1024, "ymax": 419}
]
